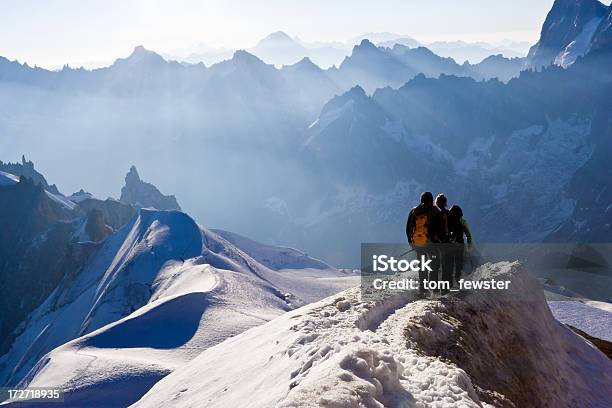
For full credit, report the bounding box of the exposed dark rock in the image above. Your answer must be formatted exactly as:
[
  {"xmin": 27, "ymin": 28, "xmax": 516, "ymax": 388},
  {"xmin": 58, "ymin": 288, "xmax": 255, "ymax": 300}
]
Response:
[
  {"xmin": 84, "ymin": 208, "xmax": 114, "ymax": 242},
  {"xmin": 0, "ymin": 179, "xmax": 78, "ymax": 354},
  {"xmin": 76, "ymin": 197, "xmax": 136, "ymax": 230},
  {"xmin": 0, "ymin": 176, "xmax": 138, "ymax": 358},
  {"xmin": 568, "ymin": 324, "xmax": 612, "ymax": 359}
]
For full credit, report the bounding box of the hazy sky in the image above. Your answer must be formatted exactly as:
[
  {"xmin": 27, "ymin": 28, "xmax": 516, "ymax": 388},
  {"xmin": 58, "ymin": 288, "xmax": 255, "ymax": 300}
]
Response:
[{"xmin": 1, "ymin": 0, "xmax": 557, "ymax": 68}]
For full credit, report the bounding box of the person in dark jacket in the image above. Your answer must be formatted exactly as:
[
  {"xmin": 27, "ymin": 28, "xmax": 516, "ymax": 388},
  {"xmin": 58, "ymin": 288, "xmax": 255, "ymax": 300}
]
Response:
[
  {"xmin": 435, "ymin": 193, "xmax": 452, "ymax": 294},
  {"xmin": 447, "ymin": 205, "xmax": 473, "ymax": 285},
  {"xmin": 406, "ymin": 192, "xmax": 442, "ymax": 295}
]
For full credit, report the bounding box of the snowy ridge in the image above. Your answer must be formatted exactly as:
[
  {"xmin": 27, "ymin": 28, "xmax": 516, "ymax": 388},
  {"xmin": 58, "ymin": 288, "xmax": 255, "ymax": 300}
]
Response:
[
  {"xmin": 0, "ymin": 209, "xmax": 357, "ymax": 406},
  {"xmin": 132, "ymin": 262, "xmax": 612, "ymax": 408},
  {"xmin": 0, "ymin": 169, "xmax": 79, "ymax": 210},
  {"xmin": 44, "ymin": 190, "xmax": 77, "ymax": 210}
]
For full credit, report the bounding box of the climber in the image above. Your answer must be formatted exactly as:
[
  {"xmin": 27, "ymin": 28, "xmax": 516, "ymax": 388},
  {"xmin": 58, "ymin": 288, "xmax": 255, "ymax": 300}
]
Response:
[
  {"xmin": 447, "ymin": 204, "xmax": 473, "ymax": 286},
  {"xmin": 406, "ymin": 191, "xmax": 443, "ymax": 296},
  {"xmin": 435, "ymin": 193, "xmax": 452, "ymax": 295}
]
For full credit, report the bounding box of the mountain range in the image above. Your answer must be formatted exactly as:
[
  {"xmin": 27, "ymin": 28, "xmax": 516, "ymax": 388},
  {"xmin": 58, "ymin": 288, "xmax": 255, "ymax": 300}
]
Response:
[
  {"xmin": 0, "ymin": 0, "xmax": 611, "ymax": 268},
  {"xmin": 1, "ymin": 0, "xmax": 612, "ymax": 405},
  {"xmin": 163, "ymin": 31, "xmax": 530, "ymax": 68}
]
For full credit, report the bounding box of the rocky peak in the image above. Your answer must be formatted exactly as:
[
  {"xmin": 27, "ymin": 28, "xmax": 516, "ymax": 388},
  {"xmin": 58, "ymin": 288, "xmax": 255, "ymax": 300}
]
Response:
[
  {"xmin": 125, "ymin": 165, "xmax": 141, "ymax": 184},
  {"xmin": 119, "ymin": 166, "xmax": 181, "ymax": 211},
  {"xmin": 231, "ymin": 50, "xmax": 266, "ymax": 67},
  {"xmin": 526, "ymin": 0, "xmax": 609, "ymax": 68},
  {"xmin": 353, "ymin": 39, "xmax": 379, "ymax": 55}
]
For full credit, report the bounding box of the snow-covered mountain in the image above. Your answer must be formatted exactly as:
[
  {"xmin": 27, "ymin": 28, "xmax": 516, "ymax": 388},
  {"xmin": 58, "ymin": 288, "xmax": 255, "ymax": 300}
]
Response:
[
  {"xmin": 2, "ymin": 165, "xmax": 611, "ymax": 407},
  {"xmin": 0, "ymin": 169, "xmax": 358, "ymax": 406},
  {"xmin": 131, "ymin": 262, "xmax": 612, "ymax": 407},
  {"xmin": 526, "ymin": 0, "xmax": 611, "ymax": 68},
  {"xmin": 5, "ymin": 165, "xmax": 609, "ymax": 406},
  {"xmin": 1, "ymin": 210, "xmax": 357, "ymax": 406}
]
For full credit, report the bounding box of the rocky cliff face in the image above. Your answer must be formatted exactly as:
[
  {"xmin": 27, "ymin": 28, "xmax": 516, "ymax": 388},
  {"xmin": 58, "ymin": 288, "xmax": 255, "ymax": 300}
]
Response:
[
  {"xmin": 120, "ymin": 166, "xmax": 181, "ymax": 211},
  {"xmin": 590, "ymin": 7, "xmax": 612, "ymax": 53},
  {"xmin": 526, "ymin": 0, "xmax": 610, "ymax": 68},
  {"xmin": 0, "ymin": 179, "xmax": 79, "ymax": 354},
  {"xmin": 0, "ymin": 169, "xmax": 137, "ymax": 358}
]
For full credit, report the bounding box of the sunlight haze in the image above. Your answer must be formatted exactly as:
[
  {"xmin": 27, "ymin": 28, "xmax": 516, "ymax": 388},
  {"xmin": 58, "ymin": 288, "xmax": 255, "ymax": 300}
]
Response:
[{"xmin": 0, "ymin": 0, "xmax": 555, "ymax": 68}]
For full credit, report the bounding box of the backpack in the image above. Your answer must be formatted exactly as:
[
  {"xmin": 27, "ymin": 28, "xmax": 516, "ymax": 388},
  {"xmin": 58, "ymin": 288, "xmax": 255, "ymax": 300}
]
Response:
[{"xmin": 411, "ymin": 208, "xmax": 431, "ymax": 246}]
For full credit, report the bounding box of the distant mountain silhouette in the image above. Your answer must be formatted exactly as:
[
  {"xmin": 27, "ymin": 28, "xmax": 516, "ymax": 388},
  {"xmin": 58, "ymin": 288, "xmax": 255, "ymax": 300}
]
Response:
[
  {"xmin": 248, "ymin": 31, "xmax": 310, "ymax": 67},
  {"xmin": 331, "ymin": 40, "xmax": 525, "ymax": 92},
  {"xmin": 120, "ymin": 166, "xmax": 181, "ymax": 211}
]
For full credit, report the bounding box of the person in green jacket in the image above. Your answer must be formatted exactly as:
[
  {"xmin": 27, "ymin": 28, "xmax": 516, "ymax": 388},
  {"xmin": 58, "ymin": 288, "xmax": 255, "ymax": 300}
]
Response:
[{"xmin": 447, "ymin": 205, "xmax": 473, "ymax": 285}]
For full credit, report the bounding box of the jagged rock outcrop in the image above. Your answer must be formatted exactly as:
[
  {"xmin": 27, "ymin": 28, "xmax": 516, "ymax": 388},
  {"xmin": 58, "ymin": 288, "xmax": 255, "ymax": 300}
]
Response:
[
  {"xmin": 119, "ymin": 166, "xmax": 181, "ymax": 211},
  {"xmin": 0, "ymin": 155, "xmax": 60, "ymax": 194}
]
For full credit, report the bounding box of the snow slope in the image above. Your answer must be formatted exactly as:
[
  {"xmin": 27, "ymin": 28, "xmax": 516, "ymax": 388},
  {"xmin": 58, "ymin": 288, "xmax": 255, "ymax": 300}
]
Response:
[
  {"xmin": 0, "ymin": 169, "xmax": 78, "ymax": 210},
  {"xmin": 132, "ymin": 262, "xmax": 612, "ymax": 408},
  {"xmin": 212, "ymin": 229, "xmax": 333, "ymax": 271},
  {"xmin": 0, "ymin": 209, "xmax": 357, "ymax": 406},
  {"xmin": 554, "ymin": 16, "xmax": 605, "ymax": 68},
  {"xmin": 0, "ymin": 171, "xmax": 19, "ymax": 186},
  {"xmin": 549, "ymin": 300, "xmax": 612, "ymax": 341}
]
